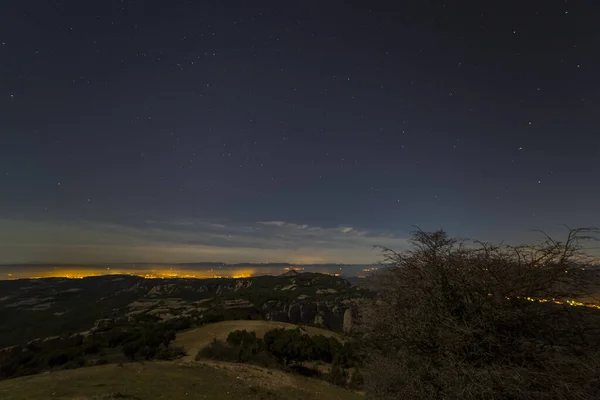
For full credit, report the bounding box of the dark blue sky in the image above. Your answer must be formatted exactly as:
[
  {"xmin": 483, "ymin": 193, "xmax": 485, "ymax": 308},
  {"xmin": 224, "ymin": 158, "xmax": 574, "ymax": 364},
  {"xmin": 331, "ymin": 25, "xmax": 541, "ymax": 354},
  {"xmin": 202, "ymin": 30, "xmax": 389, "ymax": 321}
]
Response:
[{"xmin": 1, "ymin": 1, "xmax": 599, "ymax": 263}]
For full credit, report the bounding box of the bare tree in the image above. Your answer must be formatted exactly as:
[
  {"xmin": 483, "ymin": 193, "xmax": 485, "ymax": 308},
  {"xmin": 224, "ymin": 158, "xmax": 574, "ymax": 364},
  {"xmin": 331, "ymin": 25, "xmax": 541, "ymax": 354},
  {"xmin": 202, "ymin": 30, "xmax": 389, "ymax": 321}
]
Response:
[{"xmin": 356, "ymin": 228, "xmax": 600, "ymax": 400}]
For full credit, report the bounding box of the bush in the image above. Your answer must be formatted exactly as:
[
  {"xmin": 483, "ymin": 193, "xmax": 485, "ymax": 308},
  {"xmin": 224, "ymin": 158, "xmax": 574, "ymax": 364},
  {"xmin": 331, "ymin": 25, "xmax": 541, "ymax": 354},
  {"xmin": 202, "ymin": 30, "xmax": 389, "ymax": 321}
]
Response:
[
  {"xmin": 328, "ymin": 356, "xmax": 347, "ymax": 386},
  {"xmin": 262, "ymin": 328, "xmax": 345, "ymax": 366},
  {"xmin": 156, "ymin": 345, "xmax": 186, "ymax": 360},
  {"xmin": 249, "ymin": 350, "xmax": 279, "ymax": 368},
  {"xmin": 263, "ymin": 328, "xmax": 313, "ymax": 365},
  {"xmin": 357, "ymin": 228, "xmax": 600, "ymax": 400},
  {"xmin": 226, "ymin": 330, "xmax": 257, "ymax": 347},
  {"xmin": 196, "ymin": 338, "xmax": 238, "ymax": 361},
  {"xmin": 348, "ymin": 369, "xmax": 364, "ymax": 390},
  {"xmin": 170, "ymin": 317, "xmax": 192, "ymax": 331},
  {"xmin": 108, "ymin": 330, "xmax": 138, "ymax": 348},
  {"xmin": 287, "ymin": 364, "xmax": 320, "ymax": 378},
  {"xmin": 64, "ymin": 358, "xmax": 85, "ymax": 369},
  {"xmin": 196, "ymin": 329, "xmax": 352, "ymax": 387},
  {"xmin": 116, "ymin": 322, "xmax": 178, "ymax": 361},
  {"xmin": 122, "ymin": 341, "xmax": 140, "ymax": 361},
  {"xmin": 202, "ymin": 313, "xmax": 225, "ymax": 324},
  {"xmin": 47, "ymin": 351, "xmax": 72, "ymax": 367},
  {"xmin": 308, "ymin": 334, "xmax": 335, "ymax": 363},
  {"xmin": 84, "ymin": 342, "xmax": 101, "ymax": 354}
]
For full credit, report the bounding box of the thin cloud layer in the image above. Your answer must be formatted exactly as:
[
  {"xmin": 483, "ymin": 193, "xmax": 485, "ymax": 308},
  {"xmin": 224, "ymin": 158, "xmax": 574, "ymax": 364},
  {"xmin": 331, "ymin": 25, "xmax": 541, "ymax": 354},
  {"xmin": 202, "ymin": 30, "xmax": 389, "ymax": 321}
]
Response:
[{"xmin": 0, "ymin": 218, "xmax": 410, "ymax": 264}]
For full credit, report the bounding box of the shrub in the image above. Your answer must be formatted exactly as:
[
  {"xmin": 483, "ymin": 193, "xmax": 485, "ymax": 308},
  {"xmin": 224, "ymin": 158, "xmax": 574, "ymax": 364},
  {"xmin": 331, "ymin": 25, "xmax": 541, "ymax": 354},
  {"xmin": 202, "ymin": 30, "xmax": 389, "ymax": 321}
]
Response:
[
  {"xmin": 196, "ymin": 338, "xmax": 238, "ymax": 361},
  {"xmin": 197, "ymin": 329, "xmax": 352, "ymax": 386},
  {"xmin": 0, "ymin": 351, "xmax": 44, "ymax": 379},
  {"xmin": 47, "ymin": 351, "xmax": 72, "ymax": 367},
  {"xmin": 263, "ymin": 328, "xmax": 313, "ymax": 365},
  {"xmin": 115, "ymin": 322, "xmax": 178, "ymax": 361},
  {"xmin": 328, "ymin": 356, "xmax": 347, "ymax": 386},
  {"xmin": 202, "ymin": 313, "xmax": 225, "ymax": 324},
  {"xmin": 287, "ymin": 364, "xmax": 320, "ymax": 378},
  {"xmin": 84, "ymin": 342, "xmax": 101, "ymax": 354},
  {"xmin": 226, "ymin": 330, "xmax": 257, "ymax": 347},
  {"xmin": 64, "ymin": 358, "xmax": 85, "ymax": 369},
  {"xmin": 156, "ymin": 345, "xmax": 186, "ymax": 360},
  {"xmin": 262, "ymin": 328, "xmax": 345, "ymax": 366},
  {"xmin": 249, "ymin": 350, "xmax": 278, "ymax": 368},
  {"xmin": 170, "ymin": 317, "xmax": 192, "ymax": 331},
  {"xmin": 122, "ymin": 341, "xmax": 140, "ymax": 361},
  {"xmin": 348, "ymin": 369, "xmax": 364, "ymax": 390},
  {"xmin": 108, "ymin": 330, "xmax": 138, "ymax": 348},
  {"xmin": 357, "ymin": 228, "xmax": 600, "ymax": 400},
  {"xmin": 309, "ymin": 334, "xmax": 334, "ymax": 363}
]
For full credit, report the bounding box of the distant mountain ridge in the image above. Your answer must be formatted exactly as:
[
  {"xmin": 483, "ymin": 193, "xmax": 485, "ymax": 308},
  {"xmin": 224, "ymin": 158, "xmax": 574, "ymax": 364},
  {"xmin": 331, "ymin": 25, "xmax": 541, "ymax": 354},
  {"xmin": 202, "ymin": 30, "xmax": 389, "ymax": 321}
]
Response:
[{"xmin": 0, "ymin": 262, "xmax": 376, "ymax": 267}]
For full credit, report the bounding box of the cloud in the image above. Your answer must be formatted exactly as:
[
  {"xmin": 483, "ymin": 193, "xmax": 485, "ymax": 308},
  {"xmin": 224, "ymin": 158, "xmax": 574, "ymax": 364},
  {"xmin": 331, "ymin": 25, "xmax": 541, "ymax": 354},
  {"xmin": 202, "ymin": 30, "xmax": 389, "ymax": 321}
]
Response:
[
  {"xmin": 258, "ymin": 221, "xmax": 287, "ymax": 227},
  {"xmin": 170, "ymin": 220, "xmax": 196, "ymax": 227},
  {"xmin": 0, "ymin": 217, "xmax": 410, "ymax": 264}
]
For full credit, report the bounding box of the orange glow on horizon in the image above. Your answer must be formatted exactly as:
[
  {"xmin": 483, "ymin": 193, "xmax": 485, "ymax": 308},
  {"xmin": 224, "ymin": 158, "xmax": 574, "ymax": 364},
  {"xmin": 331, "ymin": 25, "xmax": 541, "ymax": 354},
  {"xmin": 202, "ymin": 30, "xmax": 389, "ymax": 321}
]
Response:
[{"xmin": 4, "ymin": 267, "xmax": 263, "ymax": 280}]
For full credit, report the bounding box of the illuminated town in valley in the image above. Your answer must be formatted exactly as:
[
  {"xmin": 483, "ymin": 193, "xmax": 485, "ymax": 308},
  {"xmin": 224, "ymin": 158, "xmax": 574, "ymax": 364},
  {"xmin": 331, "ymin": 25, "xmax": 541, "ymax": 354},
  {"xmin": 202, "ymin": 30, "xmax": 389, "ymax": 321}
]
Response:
[
  {"xmin": 2, "ymin": 263, "xmax": 598, "ymax": 311},
  {"xmin": 0, "ymin": 264, "xmax": 375, "ymax": 280}
]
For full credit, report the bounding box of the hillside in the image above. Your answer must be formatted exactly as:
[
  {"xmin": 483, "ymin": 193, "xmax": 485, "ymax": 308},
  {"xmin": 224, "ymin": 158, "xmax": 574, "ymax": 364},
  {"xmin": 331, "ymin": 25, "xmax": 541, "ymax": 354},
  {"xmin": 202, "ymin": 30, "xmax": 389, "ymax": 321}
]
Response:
[
  {"xmin": 174, "ymin": 320, "xmax": 343, "ymax": 362},
  {"xmin": 0, "ymin": 272, "xmax": 363, "ymax": 349},
  {"xmin": 0, "ymin": 273, "xmax": 366, "ymax": 381},
  {"xmin": 0, "ymin": 360, "xmax": 363, "ymax": 400}
]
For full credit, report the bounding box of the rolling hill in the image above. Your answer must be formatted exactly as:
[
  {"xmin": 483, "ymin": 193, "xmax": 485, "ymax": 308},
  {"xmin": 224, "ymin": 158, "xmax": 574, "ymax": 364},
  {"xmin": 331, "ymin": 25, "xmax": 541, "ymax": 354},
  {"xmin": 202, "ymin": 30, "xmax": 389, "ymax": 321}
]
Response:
[
  {"xmin": 174, "ymin": 320, "xmax": 343, "ymax": 362},
  {"xmin": 0, "ymin": 360, "xmax": 363, "ymax": 400}
]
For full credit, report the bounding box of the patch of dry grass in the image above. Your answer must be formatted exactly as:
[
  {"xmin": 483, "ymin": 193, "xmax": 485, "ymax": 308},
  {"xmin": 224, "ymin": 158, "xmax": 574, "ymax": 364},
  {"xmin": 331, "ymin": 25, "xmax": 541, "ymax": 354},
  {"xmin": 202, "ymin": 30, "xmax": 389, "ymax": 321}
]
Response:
[{"xmin": 0, "ymin": 360, "xmax": 362, "ymax": 400}]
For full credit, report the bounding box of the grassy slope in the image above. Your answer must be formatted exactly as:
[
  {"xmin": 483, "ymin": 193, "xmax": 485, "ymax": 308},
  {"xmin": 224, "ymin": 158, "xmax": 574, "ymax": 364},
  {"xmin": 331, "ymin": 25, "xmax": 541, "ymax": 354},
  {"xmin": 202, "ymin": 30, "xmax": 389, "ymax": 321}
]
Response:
[
  {"xmin": 0, "ymin": 360, "xmax": 362, "ymax": 400},
  {"xmin": 174, "ymin": 320, "xmax": 343, "ymax": 362}
]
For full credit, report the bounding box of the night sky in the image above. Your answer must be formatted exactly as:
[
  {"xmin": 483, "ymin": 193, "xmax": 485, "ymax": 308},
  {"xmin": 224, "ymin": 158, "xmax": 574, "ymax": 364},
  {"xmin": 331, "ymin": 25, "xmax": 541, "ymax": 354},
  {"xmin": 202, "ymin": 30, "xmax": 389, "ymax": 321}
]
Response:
[{"xmin": 1, "ymin": 1, "xmax": 599, "ymax": 264}]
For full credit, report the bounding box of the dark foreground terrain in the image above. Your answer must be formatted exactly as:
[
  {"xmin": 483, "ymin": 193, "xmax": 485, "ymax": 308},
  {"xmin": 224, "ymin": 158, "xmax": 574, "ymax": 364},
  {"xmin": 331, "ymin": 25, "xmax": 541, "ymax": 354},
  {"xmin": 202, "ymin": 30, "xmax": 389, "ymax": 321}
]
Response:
[
  {"xmin": 0, "ymin": 272, "xmax": 365, "ymax": 380},
  {"xmin": 0, "ymin": 360, "xmax": 363, "ymax": 400}
]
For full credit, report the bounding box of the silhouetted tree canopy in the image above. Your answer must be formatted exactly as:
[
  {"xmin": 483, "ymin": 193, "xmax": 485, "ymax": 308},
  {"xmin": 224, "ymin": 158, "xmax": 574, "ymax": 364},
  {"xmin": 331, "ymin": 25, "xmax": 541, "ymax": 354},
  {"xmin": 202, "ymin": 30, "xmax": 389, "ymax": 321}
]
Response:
[{"xmin": 357, "ymin": 228, "xmax": 600, "ymax": 400}]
